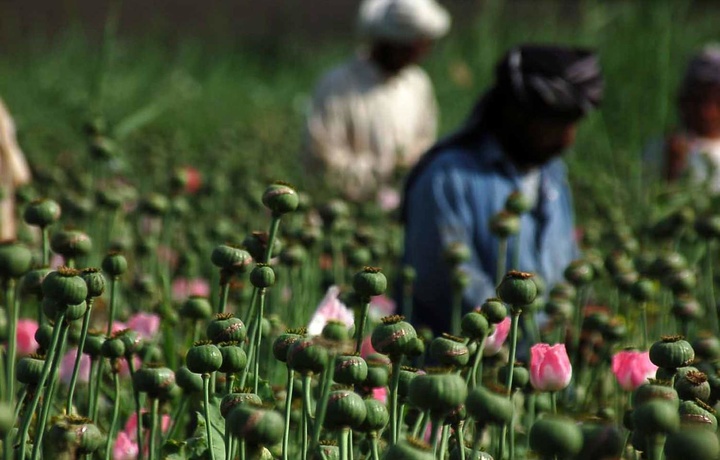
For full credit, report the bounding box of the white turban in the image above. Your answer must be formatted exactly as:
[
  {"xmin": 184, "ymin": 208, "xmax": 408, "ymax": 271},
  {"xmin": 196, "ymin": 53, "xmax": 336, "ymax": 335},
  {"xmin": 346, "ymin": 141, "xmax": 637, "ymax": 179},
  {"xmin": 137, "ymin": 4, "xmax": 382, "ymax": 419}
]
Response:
[{"xmin": 358, "ymin": 0, "xmax": 451, "ymax": 43}]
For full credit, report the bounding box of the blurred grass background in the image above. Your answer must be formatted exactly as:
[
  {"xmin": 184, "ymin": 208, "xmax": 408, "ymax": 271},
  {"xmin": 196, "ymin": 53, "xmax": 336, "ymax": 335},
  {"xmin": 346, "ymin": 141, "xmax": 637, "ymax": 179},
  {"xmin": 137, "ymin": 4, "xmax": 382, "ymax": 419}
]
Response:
[{"xmin": 0, "ymin": 0, "xmax": 719, "ymax": 221}]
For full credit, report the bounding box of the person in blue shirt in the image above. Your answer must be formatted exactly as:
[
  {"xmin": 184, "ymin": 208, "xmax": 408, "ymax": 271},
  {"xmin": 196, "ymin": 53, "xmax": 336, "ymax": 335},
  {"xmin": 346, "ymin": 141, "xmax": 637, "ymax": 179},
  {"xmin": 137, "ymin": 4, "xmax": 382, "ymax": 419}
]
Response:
[{"xmin": 401, "ymin": 45, "xmax": 604, "ymax": 335}]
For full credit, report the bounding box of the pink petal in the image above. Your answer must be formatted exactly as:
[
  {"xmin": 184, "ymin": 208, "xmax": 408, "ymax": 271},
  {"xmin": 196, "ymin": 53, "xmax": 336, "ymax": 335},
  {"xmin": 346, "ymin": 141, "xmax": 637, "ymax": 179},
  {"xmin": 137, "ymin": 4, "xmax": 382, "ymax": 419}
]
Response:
[
  {"xmin": 113, "ymin": 431, "xmax": 139, "ymax": 460},
  {"xmin": 59, "ymin": 348, "xmax": 91, "ymax": 385},
  {"xmin": 15, "ymin": 319, "xmax": 39, "ymax": 356},
  {"xmin": 127, "ymin": 312, "xmax": 161, "ymax": 340}
]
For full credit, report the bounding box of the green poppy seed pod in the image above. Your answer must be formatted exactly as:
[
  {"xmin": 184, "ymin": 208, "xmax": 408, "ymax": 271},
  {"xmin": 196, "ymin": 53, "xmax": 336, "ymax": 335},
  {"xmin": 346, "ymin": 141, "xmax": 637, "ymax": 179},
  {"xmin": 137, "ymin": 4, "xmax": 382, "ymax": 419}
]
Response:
[
  {"xmin": 381, "ymin": 438, "xmax": 435, "ymax": 460},
  {"xmin": 693, "ymin": 336, "xmax": 720, "ymax": 361},
  {"xmin": 695, "ymin": 214, "xmax": 720, "ymax": 240},
  {"xmin": 243, "ymin": 231, "xmax": 283, "ymax": 262},
  {"xmin": 671, "ymin": 295, "xmax": 704, "ymax": 322},
  {"xmin": 430, "ymin": 334, "xmax": 470, "ymax": 368},
  {"xmin": 50, "ymin": 229, "xmax": 92, "ymax": 260},
  {"xmin": 279, "ymin": 244, "xmax": 307, "ymax": 267},
  {"xmin": 23, "ymin": 199, "xmax": 61, "ymax": 228},
  {"xmin": 404, "ymin": 337, "xmax": 425, "ymax": 358},
  {"xmin": 101, "ymin": 252, "xmax": 127, "ymax": 278},
  {"xmin": 180, "ymin": 296, "xmax": 213, "ymax": 321},
  {"xmin": 480, "ymin": 298, "xmax": 507, "ymax": 324},
  {"xmin": 451, "ymin": 268, "xmax": 470, "ymax": 291},
  {"xmin": 324, "ymin": 389, "xmax": 367, "ymax": 430},
  {"xmin": 633, "ymin": 381, "xmax": 680, "ymax": 408},
  {"xmin": 397, "ymin": 367, "xmax": 422, "ymax": 402},
  {"xmin": 402, "ymin": 265, "xmax": 417, "ymax": 284},
  {"xmin": 649, "ymin": 336, "xmax": 695, "ymax": 369},
  {"xmin": 322, "ymin": 320, "xmax": 349, "ymax": 342},
  {"xmin": 132, "ymin": 366, "xmax": 176, "ymax": 399},
  {"xmin": 44, "ymin": 415, "xmax": 103, "ymax": 456},
  {"xmin": 563, "ymin": 259, "xmax": 594, "ymax": 287},
  {"xmin": 466, "ymin": 385, "xmax": 513, "ymax": 426},
  {"xmin": 675, "ymin": 371, "xmax": 711, "ymax": 402},
  {"xmin": 577, "ymin": 423, "xmax": 624, "ymax": 460},
  {"xmin": 549, "ymin": 281, "xmax": 576, "ymax": 301},
  {"xmin": 287, "ymin": 337, "xmax": 328, "ymax": 374},
  {"xmin": 42, "ymin": 267, "xmax": 88, "ymax": 305},
  {"xmin": 667, "ymin": 268, "xmax": 697, "ymax": 295},
  {"xmin": 272, "ymin": 331, "xmax": 303, "ymax": 363},
  {"xmin": 353, "ymin": 267, "xmax": 387, "ymax": 299},
  {"xmin": 335, "ymin": 355, "xmax": 368, "ymax": 385},
  {"xmin": 262, "ymin": 181, "xmax": 299, "ymax": 215},
  {"xmin": 80, "ymin": 268, "xmax": 105, "ymax": 298},
  {"xmin": 361, "ymin": 398, "xmax": 389, "ymax": 433},
  {"xmin": 605, "ymin": 251, "xmax": 635, "ymax": 276},
  {"xmin": 219, "ymin": 343, "xmax": 247, "ymax": 373},
  {"xmin": 206, "ymin": 313, "xmax": 247, "ymax": 343},
  {"xmin": 364, "ymin": 354, "xmax": 390, "ymax": 388},
  {"xmin": 34, "ymin": 324, "xmax": 53, "ymax": 351},
  {"xmin": 118, "ymin": 330, "xmax": 143, "ymax": 356},
  {"xmin": 489, "ymin": 210, "xmax": 520, "ymax": 237},
  {"xmin": 443, "ymin": 242, "xmax": 472, "ymax": 267},
  {"xmin": 408, "ymin": 373, "xmax": 467, "ymax": 416},
  {"xmin": 186, "ymin": 342, "xmax": 223, "ymax": 374},
  {"xmin": 529, "ymin": 416, "xmax": 583, "ymax": 458},
  {"xmin": 371, "ymin": 316, "xmax": 417, "ymax": 358},
  {"xmin": 228, "ymin": 404, "xmax": 284, "ymax": 446},
  {"xmin": 505, "ymin": 190, "xmax": 532, "ymax": 214},
  {"xmin": 211, "ymin": 245, "xmax": 253, "ymax": 273},
  {"xmin": 139, "ymin": 193, "xmax": 169, "ymax": 216},
  {"xmin": 101, "ymin": 337, "xmax": 126, "ymax": 359},
  {"xmin": 497, "ymin": 271, "xmax": 537, "ymax": 306},
  {"xmin": 665, "ymin": 428, "xmax": 720, "ymax": 460},
  {"xmin": 319, "ymin": 199, "xmax": 350, "ymax": 228},
  {"xmin": 461, "ymin": 310, "xmax": 490, "ymax": 340},
  {"xmin": 630, "ymin": 278, "xmax": 657, "ymax": 302},
  {"xmin": 499, "ymin": 363, "xmax": 529, "ymax": 390},
  {"xmin": 632, "ymin": 399, "xmax": 680, "ymax": 434},
  {"xmin": 81, "ymin": 332, "xmax": 104, "ymax": 359},
  {"xmin": 346, "ymin": 245, "xmax": 372, "ymax": 268},
  {"xmin": 0, "ymin": 241, "xmax": 32, "ymax": 279},
  {"xmin": 678, "ymin": 400, "xmax": 717, "ymax": 431},
  {"xmin": 220, "ymin": 392, "xmax": 263, "ymax": 418},
  {"xmin": 21, "ymin": 267, "xmax": 52, "ymax": 297},
  {"xmin": 52, "ymin": 299, "xmax": 85, "ymax": 322},
  {"xmin": 250, "ymin": 264, "xmax": 275, "ymax": 289},
  {"xmin": 175, "ymin": 366, "xmax": 203, "ymax": 394},
  {"xmin": 650, "ymin": 252, "xmax": 688, "ymax": 278},
  {"xmin": 17, "ymin": 354, "xmax": 46, "ymax": 385}
]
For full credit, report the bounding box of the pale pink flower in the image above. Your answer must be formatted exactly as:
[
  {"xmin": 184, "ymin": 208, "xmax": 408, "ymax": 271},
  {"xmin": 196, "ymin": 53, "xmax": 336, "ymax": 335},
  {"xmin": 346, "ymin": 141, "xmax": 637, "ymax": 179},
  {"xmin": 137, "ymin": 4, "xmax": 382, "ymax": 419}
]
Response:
[
  {"xmin": 360, "ymin": 336, "xmax": 376, "ymax": 358},
  {"xmin": 124, "ymin": 411, "xmax": 172, "ymax": 440},
  {"xmin": 369, "ymin": 295, "xmax": 396, "ymax": 321},
  {"xmin": 59, "ymin": 348, "xmax": 91, "ymax": 385},
  {"xmin": 117, "ymin": 356, "xmax": 143, "ymax": 378},
  {"xmin": 113, "ymin": 431, "xmax": 139, "ymax": 460},
  {"xmin": 307, "ymin": 286, "xmax": 355, "ymax": 336},
  {"xmin": 171, "ymin": 277, "xmax": 211, "ymax": 301},
  {"xmin": 372, "ymin": 387, "xmax": 387, "ymax": 404},
  {"xmin": 112, "ymin": 321, "xmax": 128, "ymax": 334},
  {"xmin": 16, "ymin": 319, "xmax": 39, "ymax": 356},
  {"xmin": 530, "ymin": 343, "xmax": 572, "ymax": 392},
  {"xmin": 483, "ymin": 316, "xmax": 511, "ymax": 356},
  {"xmin": 156, "ymin": 245, "xmax": 178, "ymax": 270},
  {"xmin": 127, "ymin": 312, "xmax": 161, "ymax": 340},
  {"xmin": 377, "ymin": 187, "xmax": 401, "ymax": 212},
  {"xmin": 611, "ymin": 350, "xmax": 657, "ymax": 391},
  {"xmin": 50, "ymin": 254, "xmax": 64, "ymax": 269}
]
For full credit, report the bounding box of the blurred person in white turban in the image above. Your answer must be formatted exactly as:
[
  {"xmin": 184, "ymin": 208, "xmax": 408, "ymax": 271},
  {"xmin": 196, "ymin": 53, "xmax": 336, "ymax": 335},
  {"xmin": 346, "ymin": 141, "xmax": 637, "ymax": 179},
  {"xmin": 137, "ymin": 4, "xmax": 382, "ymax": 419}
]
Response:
[
  {"xmin": 0, "ymin": 98, "xmax": 31, "ymax": 240},
  {"xmin": 303, "ymin": 0, "xmax": 451, "ymax": 205}
]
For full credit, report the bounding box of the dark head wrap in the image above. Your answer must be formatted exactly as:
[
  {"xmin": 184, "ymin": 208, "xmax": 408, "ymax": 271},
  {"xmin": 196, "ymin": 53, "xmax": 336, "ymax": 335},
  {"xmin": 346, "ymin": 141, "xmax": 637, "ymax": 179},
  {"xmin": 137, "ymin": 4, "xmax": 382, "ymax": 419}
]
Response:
[
  {"xmin": 681, "ymin": 45, "xmax": 720, "ymax": 93},
  {"xmin": 401, "ymin": 44, "xmax": 604, "ymax": 221}
]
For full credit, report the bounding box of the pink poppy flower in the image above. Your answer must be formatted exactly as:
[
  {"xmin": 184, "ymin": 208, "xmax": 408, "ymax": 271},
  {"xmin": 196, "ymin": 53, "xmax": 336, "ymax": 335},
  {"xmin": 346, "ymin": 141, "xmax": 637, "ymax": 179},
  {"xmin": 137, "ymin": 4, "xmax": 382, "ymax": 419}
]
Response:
[
  {"xmin": 529, "ymin": 343, "xmax": 572, "ymax": 392},
  {"xmin": 16, "ymin": 319, "xmax": 39, "ymax": 356},
  {"xmin": 611, "ymin": 350, "xmax": 657, "ymax": 391},
  {"xmin": 123, "ymin": 411, "xmax": 172, "ymax": 440},
  {"xmin": 127, "ymin": 312, "xmax": 161, "ymax": 340},
  {"xmin": 483, "ymin": 316, "xmax": 511, "ymax": 356},
  {"xmin": 377, "ymin": 187, "xmax": 401, "ymax": 212},
  {"xmin": 307, "ymin": 286, "xmax": 355, "ymax": 336},
  {"xmin": 372, "ymin": 387, "xmax": 387, "ymax": 404},
  {"xmin": 360, "ymin": 336, "xmax": 376, "ymax": 358},
  {"xmin": 369, "ymin": 295, "xmax": 396, "ymax": 321},
  {"xmin": 113, "ymin": 431, "xmax": 139, "ymax": 460},
  {"xmin": 112, "ymin": 321, "xmax": 128, "ymax": 334},
  {"xmin": 117, "ymin": 356, "xmax": 143, "ymax": 378},
  {"xmin": 59, "ymin": 348, "xmax": 91, "ymax": 385},
  {"xmin": 171, "ymin": 277, "xmax": 211, "ymax": 302}
]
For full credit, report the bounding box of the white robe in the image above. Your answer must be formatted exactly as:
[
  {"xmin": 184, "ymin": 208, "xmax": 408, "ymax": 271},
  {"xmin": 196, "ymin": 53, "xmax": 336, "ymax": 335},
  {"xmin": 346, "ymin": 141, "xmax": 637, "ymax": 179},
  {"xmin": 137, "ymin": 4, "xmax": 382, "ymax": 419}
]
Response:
[{"xmin": 0, "ymin": 98, "xmax": 31, "ymax": 240}]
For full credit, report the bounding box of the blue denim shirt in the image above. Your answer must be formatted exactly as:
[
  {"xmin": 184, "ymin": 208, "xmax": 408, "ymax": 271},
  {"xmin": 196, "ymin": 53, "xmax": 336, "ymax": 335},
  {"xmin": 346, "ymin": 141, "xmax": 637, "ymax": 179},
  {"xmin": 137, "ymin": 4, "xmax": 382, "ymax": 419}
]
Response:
[{"xmin": 402, "ymin": 135, "xmax": 578, "ymax": 334}]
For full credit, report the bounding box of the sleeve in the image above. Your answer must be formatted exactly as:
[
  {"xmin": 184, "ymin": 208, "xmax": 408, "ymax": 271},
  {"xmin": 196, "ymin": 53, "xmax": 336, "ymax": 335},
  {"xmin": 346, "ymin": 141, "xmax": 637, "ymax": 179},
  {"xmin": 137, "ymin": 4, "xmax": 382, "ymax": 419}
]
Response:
[
  {"xmin": 0, "ymin": 100, "xmax": 30, "ymax": 186},
  {"xmin": 303, "ymin": 75, "xmax": 378, "ymax": 200}
]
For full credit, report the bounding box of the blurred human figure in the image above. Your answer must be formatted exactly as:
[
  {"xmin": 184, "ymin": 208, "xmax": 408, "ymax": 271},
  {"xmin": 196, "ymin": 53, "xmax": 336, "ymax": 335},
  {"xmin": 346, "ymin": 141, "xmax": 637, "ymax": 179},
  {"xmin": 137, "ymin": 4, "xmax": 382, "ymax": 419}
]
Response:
[
  {"xmin": 654, "ymin": 45, "xmax": 720, "ymax": 189},
  {"xmin": 0, "ymin": 98, "xmax": 31, "ymax": 240},
  {"xmin": 401, "ymin": 45, "xmax": 604, "ymax": 334},
  {"xmin": 303, "ymin": 0, "xmax": 450, "ymax": 203}
]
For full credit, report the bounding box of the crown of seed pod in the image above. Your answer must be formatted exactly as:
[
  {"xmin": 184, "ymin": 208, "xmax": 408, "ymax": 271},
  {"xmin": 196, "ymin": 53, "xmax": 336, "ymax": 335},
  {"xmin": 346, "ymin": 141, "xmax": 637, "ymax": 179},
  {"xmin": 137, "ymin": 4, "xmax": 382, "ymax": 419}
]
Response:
[
  {"xmin": 207, "ymin": 313, "xmax": 247, "ymax": 343},
  {"xmin": 220, "ymin": 391, "xmax": 263, "ymax": 418},
  {"xmin": 23, "ymin": 198, "xmax": 61, "ymax": 228},
  {"xmin": 132, "ymin": 365, "xmax": 176, "ymax": 399},
  {"xmin": 505, "ymin": 190, "xmax": 532, "ymax": 214},
  {"xmin": 360, "ymin": 398, "xmax": 389, "ymax": 433},
  {"xmin": 42, "ymin": 267, "xmax": 88, "ymax": 305},
  {"xmin": 80, "ymin": 268, "xmax": 105, "ymax": 299},
  {"xmin": 371, "ymin": 315, "xmax": 417, "ymax": 358},
  {"xmin": 353, "ymin": 267, "xmax": 387, "ymax": 299},
  {"xmin": 17, "ymin": 354, "xmax": 46, "ymax": 385},
  {"xmin": 497, "ymin": 271, "xmax": 537, "ymax": 307},
  {"xmin": 180, "ymin": 296, "xmax": 213, "ymax": 321},
  {"xmin": 363, "ymin": 353, "xmax": 390, "ymax": 388},
  {"xmin": 489, "ymin": 210, "xmax": 520, "ymax": 237},
  {"xmin": 219, "ymin": 342, "xmax": 248, "ymax": 374},
  {"xmin": 211, "ymin": 244, "xmax": 253, "ymax": 273},
  {"xmin": 20, "ymin": 267, "xmax": 52, "ymax": 297},
  {"xmin": 408, "ymin": 372, "xmax": 467, "ymax": 417},
  {"xmin": 0, "ymin": 241, "xmax": 32, "ymax": 279},
  {"xmin": 461, "ymin": 310, "xmax": 490, "ymax": 340},
  {"xmin": 272, "ymin": 329, "xmax": 304, "ymax": 363},
  {"xmin": 175, "ymin": 366, "xmax": 204, "ymax": 394},
  {"xmin": 314, "ymin": 441, "xmax": 339, "ymax": 460},
  {"xmin": 466, "ymin": 385, "xmax": 514, "ymax": 426},
  {"xmin": 250, "ymin": 263, "xmax": 275, "ymax": 289},
  {"xmin": 186, "ymin": 341, "xmax": 223, "ymax": 374},
  {"xmin": 665, "ymin": 427, "xmax": 720, "ymax": 460},
  {"xmin": 430, "ymin": 334, "xmax": 469, "ymax": 368},
  {"xmin": 227, "ymin": 404, "xmax": 285, "ymax": 446},
  {"xmin": 262, "ymin": 181, "xmax": 299, "ymax": 215},
  {"xmin": 632, "ymin": 399, "xmax": 680, "ymax": 435},
  {"xmin": 649, "ymin": 336, "xmax": 695, "ymax": 369},
  {"xmin": 324, "ymin": 389, "xmax": 367, "ymax": 430},
  {"xmin": 50, "ymin": 229, "xmax": 92, "ymax": 260},
  {"xmin": 44, "ymin": 415, "xmax": 103, "ymax": 457},
  {"xmin": 675, "ymin": 371, "xmax": 711, "ymax": 402},
  {"xmin": 382, "ymin": 437, "xmax": 435, "ymax": 460},
  {"xmin": 529, "ymin": 415, "xmax": 584, "ymax": 458},
  {"xmin": 678, "ymin": 400, "xmax": 717, "ymax": 431},
  {"xmin": 287, "ymin": 337, "xmax": 328, "ymax": 375},
  {"xmin": 334, "ymin": 354, "xmax": 368, "ymax": 386}
]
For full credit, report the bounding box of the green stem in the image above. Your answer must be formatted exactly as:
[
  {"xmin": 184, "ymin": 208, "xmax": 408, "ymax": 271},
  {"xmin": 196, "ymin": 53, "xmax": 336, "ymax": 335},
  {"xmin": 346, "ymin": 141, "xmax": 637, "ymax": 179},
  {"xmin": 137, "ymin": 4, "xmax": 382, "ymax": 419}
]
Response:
[
  {"xmin": 498, "ymin": 424, "xmax": 506, "ymax": 460},
  {"xmin": 282, "ymin": 369, "xmax": 294, "ymax": 460},
  {"xmin": 149, "ymin": 397, "xmax": 159, "ymax": 460},
  {"xmin": 706, "ymin": 240, "xmax": 719, "ymax": 336},
  {"xmin": 203, "ymin": 373, "xmax": 217, "ymax": 460},
  {"xmin": 127, "ymin": 356, "xmax": 144, "ymax": 459},
  {"xmin": 6, "ymin": 384, "xmax": 25, "ymax": 460},
  {"xmin": 164, "ymin": 397, "xmax": 189, "ymax": 442},
  {"xmin": 87, "ymin": 357, "xmax": 99, "ymax": 417},
  {"xmin": 103, "ymin": 371, "xmax": 121, "ymax": 460},
  {"xmin": 389, "ymin": 359, "xmax": 402, "ymax": 445},
  {"xmin": 509, "ymin": 392, "xmax": 516, "ymax": 460},
  {"xmin": 5, "ymin": 279, "xmax": 17, "ymax": 406},
  {"xmin": 226, "ymin": 373, "xmax": 236, "ymax": 396},
  {"xmin": 41, "ymin": 226, "xmax": 50, "ymax": 267},
  {"xmin": 225, "ymin": 419, "xmax": 233, "ymax": 460},
  {"xmin": 107, "ymin": 277, "xmax": 118, "ymax": 336},
  {"xmin": 217, "ymin": 282, "xmax": 230, "ymax": 316},
  {"xmin": 301, "ymin": 375, "xmax": 311, "ymax": 460},
  {"xmin": 311, "ymin": 352, "xmax": 336, "ymax": 450},
  {"xmin": 456, "ymin": 422, "xmax": 466, "ymax": 460},
  {"xmin": 90, "ymin": 357, "xmax": 105, "ymax": 422},
  {"xmin": 438, "ymin": 424, "xmax": 450, "ymax": 459},
  {"xmin": 66, "ymin": 299, "xmax": 94, "ymax": 414},
  {"xmin": 505, "ymin": 311, "xmax": 521, "ymax": 396},
  {"xmin": 429, "ymin": 416, "xmax": 442, "ymax": 457},
  {"xmin": 355, "ymin": 300, "xmax": 370, "ymax": 354},
  {"xmin": 451, "ymin": 287, "xmax": 463, "ymax": 336},
  {"xmin": 339, "ymin": 428, "xmax": 350, "ymax": 460},
  {"xmin": 264, "ymin": 215, "xmax": 282, "ymax": 263},
  {"xmin": 253, "ymin": 288, "xmax": 267, "ymax": 394},
  {"xmin": 412, "ymin": 410, "xmax": 428, "ymax": 438},
  {"xmin": 641, "ymin": 302, "xmax": 648, "ymax": 350},
  {"xmin": 239, "ymin": 288, "xmax": 260, "ymax": 388},
  {"xmin": 496, "ymin": 238, "xmax": 508, "ymax": 286},
  {"xmin": 551, "ymin": 391, "xmax": 557, "ymax": 415},
  {"xmin": 370, "ymin": 433, "xmax": 381, "ymax": 460}
]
